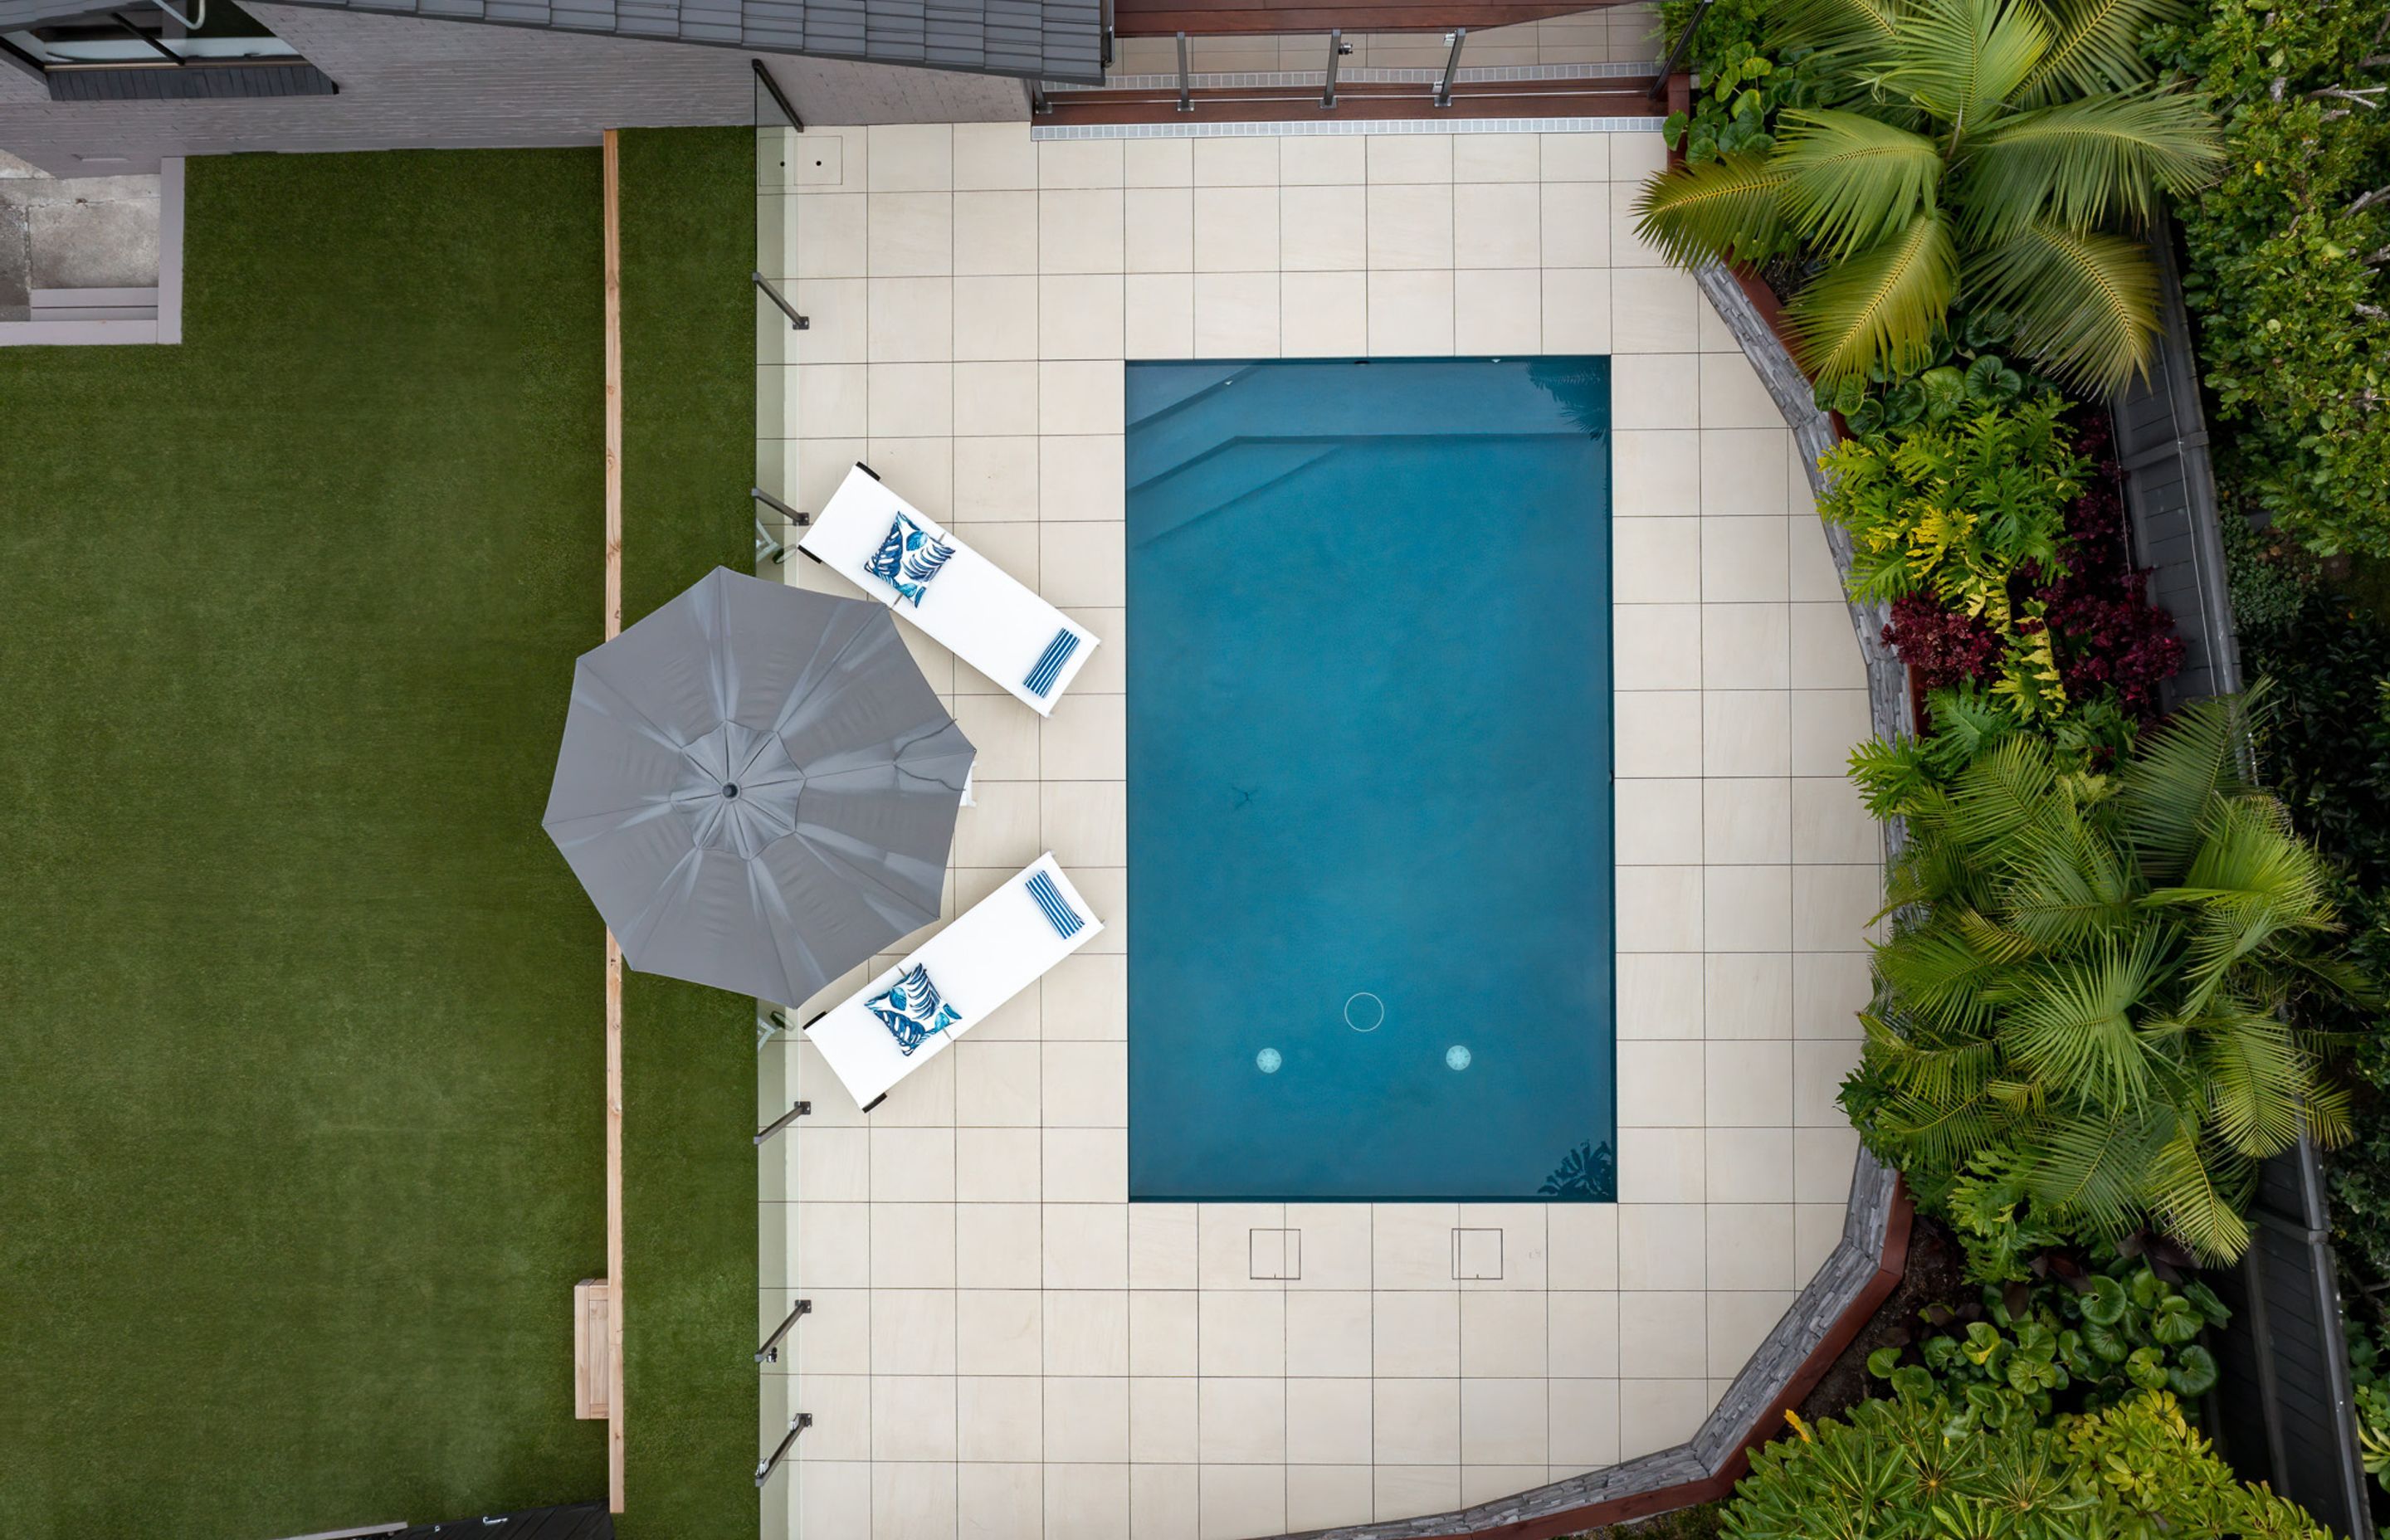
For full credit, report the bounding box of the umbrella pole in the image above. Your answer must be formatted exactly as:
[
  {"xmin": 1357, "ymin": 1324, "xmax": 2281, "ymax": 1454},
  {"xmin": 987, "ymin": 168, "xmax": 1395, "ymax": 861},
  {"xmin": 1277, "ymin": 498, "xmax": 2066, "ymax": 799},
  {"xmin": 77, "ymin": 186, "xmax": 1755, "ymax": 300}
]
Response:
[{"xmin": 601, "ymin": 124, "xmax": 627, "ymax": 1518}]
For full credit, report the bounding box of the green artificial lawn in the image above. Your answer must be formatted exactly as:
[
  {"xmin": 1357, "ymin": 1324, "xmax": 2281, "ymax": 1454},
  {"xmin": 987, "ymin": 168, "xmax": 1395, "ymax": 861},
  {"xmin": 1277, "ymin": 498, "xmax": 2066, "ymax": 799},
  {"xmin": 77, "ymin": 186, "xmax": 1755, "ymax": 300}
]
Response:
[
  {"xmin": 0, "ymin": 135, "xmax": 755, "ymax": 1539},
  {"xmin": 614, "ymin": 124, "xmax": 762, "ymax": 1540}
]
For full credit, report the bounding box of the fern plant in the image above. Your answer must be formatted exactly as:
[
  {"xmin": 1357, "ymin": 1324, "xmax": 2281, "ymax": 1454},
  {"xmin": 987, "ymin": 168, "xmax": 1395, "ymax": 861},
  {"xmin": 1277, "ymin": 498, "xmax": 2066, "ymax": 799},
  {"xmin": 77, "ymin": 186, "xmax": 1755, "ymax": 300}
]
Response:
[
  {"xmin": 1843, "ymin": 689, "xmax": 2358, "ymax": 1263},
  {"xmin": 1634, "ymin": 0, "xmax": 2223, "ymax": 392},
  {"xmin": 1820, "ymin": 397, "xmax": 2088, "ymax": 719}
]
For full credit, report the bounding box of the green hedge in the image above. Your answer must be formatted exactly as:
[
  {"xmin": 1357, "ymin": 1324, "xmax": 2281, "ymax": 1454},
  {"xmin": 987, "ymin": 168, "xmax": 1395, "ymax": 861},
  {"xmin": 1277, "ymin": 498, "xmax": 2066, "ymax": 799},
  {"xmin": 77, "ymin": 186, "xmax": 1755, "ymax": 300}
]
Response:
[{"xmin": 2149, "ymin": 0, "xmax": 2390, "ymax": 556}]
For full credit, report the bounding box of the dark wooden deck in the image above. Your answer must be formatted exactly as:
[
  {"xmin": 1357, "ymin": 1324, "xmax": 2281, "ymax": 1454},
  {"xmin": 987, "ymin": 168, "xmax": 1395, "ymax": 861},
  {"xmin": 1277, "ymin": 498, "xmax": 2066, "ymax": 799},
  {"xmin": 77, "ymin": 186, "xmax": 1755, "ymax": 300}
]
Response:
[{"xmin": 1113, "ymin": 0, "xmax": 1635, "ymax": 37}]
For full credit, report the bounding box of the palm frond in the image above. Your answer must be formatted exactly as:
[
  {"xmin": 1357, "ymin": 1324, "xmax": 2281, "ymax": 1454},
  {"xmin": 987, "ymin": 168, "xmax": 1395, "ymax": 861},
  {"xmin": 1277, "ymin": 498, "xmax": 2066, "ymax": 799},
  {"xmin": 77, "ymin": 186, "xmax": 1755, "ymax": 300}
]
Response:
[
  {"xmin": 2141, "ymin": 1120, "xmax": 2254, "ymax": 1263},
  {"xmin": 1966, "ymin": 218, "xmax": 2161, "ymax": 396},
  {"xmin": 2027, "ymin": 1108, "xmax": 2163, "ymax": 1240},
  {"xmin": 1633, "ymin": 154, "xmax": 1794, "ymax": 269},
  {"xmin": 2192, "ymin": 1011, "xmax": 2308, "ymax": 1157},
  {"xmin": 1996, "ymin": 937, "xmax": 2163, "ymax": 1109},
  {"xmin": 2117, "ymin": 690, "xmax": 2256, "ymax": 881},
  {"xmin": 1962, "ymin": 89, "xmax": 2222, "ymax": 240},
  {"xmin": 1776, "ymin": 110, "xmax": 1948, "ymax": 258},
  {"xmin": 1886, "ymin": 0, "xmax": 2048, "ymax": 140},
  {"xmin": 1787, "ymin": 209, "xmax": 1960, "ymax": 383},
  {"xmin": 2015, "ymin": 0, "xmax": 2188, "ymax": 103},
  {"xmin": 1765, "ymin": 0, "xmax": 1905, "ymax": 56}
]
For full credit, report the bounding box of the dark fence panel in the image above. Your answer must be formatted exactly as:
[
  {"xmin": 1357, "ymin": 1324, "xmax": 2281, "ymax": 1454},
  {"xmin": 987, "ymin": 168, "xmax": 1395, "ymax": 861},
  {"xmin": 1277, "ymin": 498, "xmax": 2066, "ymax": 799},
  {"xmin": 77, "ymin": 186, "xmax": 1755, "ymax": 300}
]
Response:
[{"xmin": 2111, "ymin": 216, "xmax": 2374, "ymax": 1540}]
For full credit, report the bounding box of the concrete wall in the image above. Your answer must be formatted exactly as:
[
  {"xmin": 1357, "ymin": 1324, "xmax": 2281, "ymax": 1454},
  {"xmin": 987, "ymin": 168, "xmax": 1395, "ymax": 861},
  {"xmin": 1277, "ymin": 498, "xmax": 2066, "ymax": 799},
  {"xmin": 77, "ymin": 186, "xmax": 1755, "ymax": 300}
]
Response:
[{"xmin": 0, "ymin": 4, "xmax": 1026, "ymax": 175}]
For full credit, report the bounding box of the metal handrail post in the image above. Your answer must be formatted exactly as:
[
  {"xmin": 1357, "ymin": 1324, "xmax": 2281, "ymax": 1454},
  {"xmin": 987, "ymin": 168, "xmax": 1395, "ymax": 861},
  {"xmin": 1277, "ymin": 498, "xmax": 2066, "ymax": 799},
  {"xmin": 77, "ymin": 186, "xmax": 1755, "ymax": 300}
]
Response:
[
  {"xmin": 1433, "ymin": 27, "xmax": 1467, "ymax": 109},
  {"xmin": 754, "ymin": 1413, "xmax": 813, "ymax": 1487},
  {"xmin": 753, "ymin": 270, "xmax": 808, "ymax": 332},
  {"xmin": 755, "ymin": 1100, "xmax": 811, "ymax": 1145},
  {"xmin": 757, "ymin": 1298, "xmax": 812, "ymax": 1364},
  {"xmin": 1175, "ymin": 32, "xmax": 1193, "ymax": 112},
  {"xmin": 1322, "ymin": 29, "xmax": 1349, "ymax": 109},
  {"xmin": 1650, "ymin": 0, "xmax": 1713, "ymax": 99}
]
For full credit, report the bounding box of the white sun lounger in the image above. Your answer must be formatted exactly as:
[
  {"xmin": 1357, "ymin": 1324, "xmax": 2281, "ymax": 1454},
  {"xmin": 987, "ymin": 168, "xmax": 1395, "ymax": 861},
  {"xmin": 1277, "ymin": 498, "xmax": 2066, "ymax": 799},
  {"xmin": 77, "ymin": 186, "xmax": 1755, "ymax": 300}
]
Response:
[
  {"xmin": 798, "ymin": 464, "xmax": 1100, "ymax": 715},
  {"xmin": 800, "ymin": 854, "xmax": 1103, "ymax": 1111}
]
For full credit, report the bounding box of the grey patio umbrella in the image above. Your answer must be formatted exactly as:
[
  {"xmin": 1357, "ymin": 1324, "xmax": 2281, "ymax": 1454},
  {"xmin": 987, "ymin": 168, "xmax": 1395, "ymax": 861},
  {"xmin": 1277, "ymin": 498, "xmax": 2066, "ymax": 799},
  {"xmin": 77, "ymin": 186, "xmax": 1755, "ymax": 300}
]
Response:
[{"xmin": 543, "ymin": 567, "xmax": 974, "ymax": 1006}]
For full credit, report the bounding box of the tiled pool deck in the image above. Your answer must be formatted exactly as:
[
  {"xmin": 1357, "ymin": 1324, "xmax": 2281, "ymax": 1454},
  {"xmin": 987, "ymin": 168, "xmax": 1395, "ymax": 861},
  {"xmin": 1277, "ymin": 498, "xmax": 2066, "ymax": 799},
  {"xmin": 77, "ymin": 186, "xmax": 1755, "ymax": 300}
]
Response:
[{"xmin": 754, "ymin": 121, "xmax": 1879, "ymax": 1540}]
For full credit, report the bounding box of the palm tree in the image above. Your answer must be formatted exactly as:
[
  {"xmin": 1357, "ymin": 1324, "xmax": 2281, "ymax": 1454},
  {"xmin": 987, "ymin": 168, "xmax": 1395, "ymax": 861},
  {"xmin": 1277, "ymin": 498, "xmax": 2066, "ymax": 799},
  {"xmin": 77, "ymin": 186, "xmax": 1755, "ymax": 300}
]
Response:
[
  {"xmin": 1634, "ymin": 0, "xmax": 2222, "ymax": 392},
  {"xmin": 1847, "ymin": 690, "xmax": 2356, "ymax": 1262}
]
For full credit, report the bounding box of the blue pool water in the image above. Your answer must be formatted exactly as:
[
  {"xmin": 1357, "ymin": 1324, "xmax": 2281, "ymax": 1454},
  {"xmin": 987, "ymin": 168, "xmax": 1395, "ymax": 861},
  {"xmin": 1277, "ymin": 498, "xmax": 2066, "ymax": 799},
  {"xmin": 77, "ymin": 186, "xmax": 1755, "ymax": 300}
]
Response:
[{"xmin": 1125, "ymin": 358, "xmax": 1616, "ymax": 1202}]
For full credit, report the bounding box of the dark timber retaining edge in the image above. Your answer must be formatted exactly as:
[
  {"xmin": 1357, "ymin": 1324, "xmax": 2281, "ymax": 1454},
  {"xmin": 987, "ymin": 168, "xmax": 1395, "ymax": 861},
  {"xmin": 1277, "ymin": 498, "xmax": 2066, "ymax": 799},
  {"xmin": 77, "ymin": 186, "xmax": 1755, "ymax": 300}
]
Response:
[
  {"xmin": 1267, "ymin": 260, "xmax": 1916, "ymax": 1540},
  {"xmin": 2110, "ymin": 215, "xmax": 2374, "ymax": 1540}
]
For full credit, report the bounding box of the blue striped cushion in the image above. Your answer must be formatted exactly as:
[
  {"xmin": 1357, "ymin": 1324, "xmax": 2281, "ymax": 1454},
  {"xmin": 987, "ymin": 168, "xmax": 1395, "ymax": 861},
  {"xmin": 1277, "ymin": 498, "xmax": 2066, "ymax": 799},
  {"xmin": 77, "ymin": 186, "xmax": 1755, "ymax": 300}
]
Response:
[
  {"xmin": 1025, "ymin": 870, "xmax": 1082, "ymax": 938},
  {"xmin": 1022, "ymin": 628, "xmax": 1080, "ymax": 699}
]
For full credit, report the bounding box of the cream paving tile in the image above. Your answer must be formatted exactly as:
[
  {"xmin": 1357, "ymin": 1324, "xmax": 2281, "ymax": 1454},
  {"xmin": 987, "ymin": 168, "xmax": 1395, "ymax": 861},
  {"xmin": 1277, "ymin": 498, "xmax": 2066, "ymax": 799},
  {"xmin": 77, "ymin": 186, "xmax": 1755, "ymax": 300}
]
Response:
[
  {"xmin": 1617, "ymin": 1127, "xmax": 1705, "ymax": 1204},
  {"xmin": 1371, "ymin": 1202, "xmax": 1461, "ymax": 1289},
  {"xmin": 1373, "ymin": 1289, "xmax": 1461, "ymax": 1377},
  {"xmin": 873, "ymin": 1127, "xmax": 958, "ymax": 1202},
  {"xmin": 1041, "ymin": 138, "xmax": 1124, "ymax": 190},
  {"xmin": 868, "ymin": 124, "xmax": 950, "ymax": 192},
  {"xmin": 1124, "ymin": 188, "xmax": 1193, "ymax": 275},
  {"xmin": 1041, "ymin": 1042, "xmax": 1126, "ymax": 1128},
  {"xmin": 1617, "ymin": 1206, "xmax": 1705, "ymax": 1293},
  {"xmin": 1039, "ymin": 190, "xmax": 1124, "ymax": 274},
  {"xmin": 1197, "ymin": 1202, "xmax": 1284, "ymax": 1289},
  {"xmin": 1548, "ymin": 1378, "xmax": 1621, "ymax": 1467},
  {"xmin": 958, "ymin": 1460, "xmax": 1041, "ymax": 1538},
  {"xmin": 1549, "ymin": 1289, "xmax": 1618, "ymax": 1377},
  {"xmin": 797, "ymin": 193, "xmax": 866, "ymax": 277},
  {"xmin": 1197, "ymin": 1377, "xmax": 1288, "ymax": 1463},
  {"xmin": 1041, "ymin": 951, "xmax": 1125, "ymax": 1040},
  {"xmin": 874, "ymin": 1288, "xmax": 959, "ymax": 1375},
  {"xmin": 1040, "ymin": 436, "xmax": 1126, "ymax": 521},
  {"xmin": 795, "ymin": 1201, "xmax": 870, "ymax": 1288},
  {"xmin": 1288, "ymin": 1464, "xmax": 1375, "ymax": 1531},
  {"xmin": 1374, "ymin": 1378, "xmax": 1462, "ymax": 1464},
  {"xmin": 1124, "ymin": 273, "xmax": 1195, "ymax": 358},
  {"xmin": 1040, "ymin": 275, "xmax": 1127, "ymax": 361},
  {"xmin": 1287, "ymin": 1290, "xmax": 1373, "ymax": 1375},
  {"xmin": 1461, "ymin": 1378, "xmax": 1549, "ymax": 1466},
  {"xmin": 1044, "ymin": 1128, "xmax": 1128, "ymax": 1202},
  {"xmin": 1366, "ymin": 133, "xmax": 1453, "ymax": 183},
  {"xmin": 1046, "ymin": 1464, "xmax": 1130, "ymax": 1540},
  {"xmin": 1279, "ymin": 134, "xmax": 1367, "ymax": 185},
  {"xmin": 1702, "ymin": 779, "xmax": 1790, "ymax": 866},
  {"xmin": 1547, "ymin": 1203, "xmax": 1616, "ymax": 1291},
  {"xmin": 869, "ymin": 276, "xmax": 955, "ymax": 362},
  {"xmin": 1127, "ymin": 1467, "xmax": 1196, "ymax": 1540},
  {"xmin": 1199, "ymin": 1465, "xmax": 1285, "ymax": 1540},
  {"xmin": 1709, "ymin": 1202, "xmax": 1800, "ymax": 1289},
  {"xmin": 1376, "ymin": 1464, "xmax": 1462, "ymax": 1525},
  {"xmin": 958, "ymin": 1289, "xmax": 1043, "ymax": 1376},
  {"xmin": 1707, "ymin": 1039, "xmax": 1793, "ymax": 1128},
  {"xmin": 1614, "ymin": 866, "xmax": 1701, "ymax": 953},
  {"xmin": 1617, "ymin": 1289, "xmax": 1706, "ymax": 1375},
  {"xmin": 1038, "ymin": 519, "xmax": 1124, "ymax": 606},
  {"xmin": 1454, "ymin": 133, "xmax": 1541, "ymax": 183},
  {"xmin": 1199, "ymin": 1287, "xmax": 1287, "ymax": 1377},
  {"xmin": 1040, "ymin": 780, "xmax": 1126, "ymax": 866},
  {"xmin": 1124, "ymin": 138, "xmax": 1193, "ymax": 188},
  {"xmin": 1193, "ymin": 135, "xmax": 1280, "ymax": 187},
  {"xmin": 1368, "ymin": 183, "xmax": 1456, "ymax": 269},
  {"xmin": 1790, "ymin": 601, "xmax": 1867, "ymax": 689},
  {"xmin": 1617, "ymin": 1377, "xmax": 1710, "ymax": 1458},
  {"xmin": 1793, "ymin": 774, "xmax": 1877, "ymax": 864},
  {"xmin": 1613, "ymin": 690, "xmax": 1703, "ymax": 777},
  {"xmin": 1796, "ymin": 1124, "xmax": 1863, "ymax": 1202},
  {"xmin": 1193, "ymin": 187, "xmax": 1280, "ymax": 272},
  {"xmin": 1129, "ymin": 1205, "xmax": 1198, "ymax": 1289},
  {"xmin": 1192, "ymin": 271, "xmax": 1279, "ymax": 355},
  {"xmin": 1794, "ymin": 950, "xmax": 1871, "ymax": 1040},
  {"xmin": 1542, "ymin": 267, "xmax": 1612, "ymax": 351},
  {"xmin": 1131, "ymin": 1289, "xmax": 1198, "ymax": 1375},
  {"xmin": 871, "ymin": 192, "xmax": 954, "ymax": 277},
  {"xmin": 1048, "ymin": 1377, "xmax": 1132, "ymax": 1464},
  {"xmin": 1612, "ymin": 516, "xmax": 1700, "ymax": 602},
  {"xmin": 1539, "ymin": 182, "xmax": 1609, "ymax": 268},
  {"xmin": 1702, "ymin": 427, "xmax": 1795, "ymax": 516},
  {"xmin": 1460, "ymin": 1291, "xmax": 1546, "ymax": 1377},
  {"xmin": 1794, "ymin": 865, "xmax": 1881, "ymax": 953},
  {"xmin": 1705, "ymin": 690, "xmax": 1792, "ymax": 777},
  {"xmin": 1608, "ymin": 181, "xmax": 1668, "ymax": 267},
  {"xmin": 1280, "ymin": 185, "xmax": 1368, "ymax": 270},
  {"xmin": 1612, "ymin": 266, "xmax": 1702, "ymax": 353},
  {"xmin": 1367, "ymin": 270, "xmax": 1455, "ymax": 353},
  {"xmin": 1611, "ymin": 427, "xmax": 1700, "ymax": 517},
  {"xmin": 953, "ymin": 275, "xmax": 1037, "ymax": 361},
  {"xmin": 1044, "ymin": 1289, "xmax": 1131, "ymax": 1376},
  {"xmin": 1615, "ymin": 953, "xmax": 1700, "ymax": 1040},
  {"xmin": 954, "ymin": 123, "xmax": 1036, "ymax": 191},
  {"xmin": 1705, "ymin": 865, "xmax": 1793, "ymax": 952},
  {"xmin": 958, "ymin": 1202, "xmax": 1041, "ymax": 1288},
  {"xmin": 1280, "ymin": 271, "xmax": 1369, "ymax": 357},
  {"xmin": 1700, "ymin": 348, "xmax": 1783, "ymax": 427},
  {"xmin": 1129, "ymin": 1376, "xmax": 1197, "ymax": 1463},
  {"xmin": 956, "ymin": 1125, "xmax": 1041, "ymax": 1202},
  {"xmin": 1702, "ymin": 514, "xmax": 1791, "ymax": 601},
  {"xmin": 1614, "ymin": 602, "xmax": 1701, "ymax": 691},
  {"xmin": 1042, "ymin": 1204, "xmax": 1130, "ymax": 1293},
  {"xmin": 1709, "ymin": 1127, "xmax": 1797, "ymax": 1204},
  {"xmin": 953, "ymin": 363, "xmax": 1037, "ymax": 437},
  {"xmin": 1706, "ymin": 953, "xmax": 1794, "ymax": 1039},
  {"xmin": 1455, "ymin": 270, "xmax": 1542, "ymax": 353},
  {"xmin": 794, "ymin": 1457, "xmax": 873, "ymax": 1537},
  {"xmin": 1539, "ymin": 132, "xmax": 1609, "ymax": 182},
  {"xmin": 1614, "ymin": 778, "xmax": 1702, "ymax": 867},
  {"xmin": 1038, "ymin": 360, "xmax": 1125, "ymax": 435},
  {"xmin": 1790, "ymin": 687, "xmax": 1871, "ymax": 777}
]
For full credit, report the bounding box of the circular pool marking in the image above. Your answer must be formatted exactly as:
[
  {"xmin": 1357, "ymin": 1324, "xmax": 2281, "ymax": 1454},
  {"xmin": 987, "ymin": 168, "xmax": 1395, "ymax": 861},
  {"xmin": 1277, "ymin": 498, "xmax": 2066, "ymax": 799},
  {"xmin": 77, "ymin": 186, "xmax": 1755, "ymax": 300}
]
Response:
[
  {"xmin": 1256, "ymin": 1047, "xmax": 1283, "ymax": 1075},
  {"xmin": 1344, "ymin": 992, "xmax": 1385, "ymax": 1032},
  {"xmin": 1445, "ymin": 1045, "xmax": 1473, "ymax": 1071}
]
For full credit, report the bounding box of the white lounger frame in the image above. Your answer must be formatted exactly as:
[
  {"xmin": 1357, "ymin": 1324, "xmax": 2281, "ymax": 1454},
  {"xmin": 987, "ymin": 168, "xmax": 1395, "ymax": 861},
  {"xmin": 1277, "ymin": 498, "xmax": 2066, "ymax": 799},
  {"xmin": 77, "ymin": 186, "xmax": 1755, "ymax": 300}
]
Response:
[
  {"xmin": 800, "ymin": 855, "xmax": 1103, "ymax": 1111},
  {"xmin": 798, "ymin": 464, "xmax": 1100, "ymax": 715}
]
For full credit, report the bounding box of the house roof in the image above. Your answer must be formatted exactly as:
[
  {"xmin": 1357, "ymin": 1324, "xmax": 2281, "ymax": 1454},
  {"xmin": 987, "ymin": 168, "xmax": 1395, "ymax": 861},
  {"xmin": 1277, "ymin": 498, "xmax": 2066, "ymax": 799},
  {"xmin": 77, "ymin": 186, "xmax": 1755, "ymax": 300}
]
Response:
[{"xmin": 0, "ymin": 0, "xmax": 1103, "ymax": 83}]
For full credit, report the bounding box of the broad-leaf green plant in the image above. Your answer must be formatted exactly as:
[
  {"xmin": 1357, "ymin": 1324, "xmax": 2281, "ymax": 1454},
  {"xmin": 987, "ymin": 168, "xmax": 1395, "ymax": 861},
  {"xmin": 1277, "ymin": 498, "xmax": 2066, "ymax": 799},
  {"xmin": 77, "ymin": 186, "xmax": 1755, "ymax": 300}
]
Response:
[
  {"xmin": 1843, "ymin": 690, "xmax": 2358, "ymax": 1262},
  {"xmin": 1634, "ymin": 0, "xmax": 2223, "ymax": 392}
]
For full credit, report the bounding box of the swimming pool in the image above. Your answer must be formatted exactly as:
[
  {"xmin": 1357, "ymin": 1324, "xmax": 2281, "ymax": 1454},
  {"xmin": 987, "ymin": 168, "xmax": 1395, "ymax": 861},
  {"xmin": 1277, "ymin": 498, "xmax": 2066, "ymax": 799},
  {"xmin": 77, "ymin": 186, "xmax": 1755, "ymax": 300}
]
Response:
[{"xmin": 1125, "ymin": 358, "xmax": 1616, "ymax": 1202}]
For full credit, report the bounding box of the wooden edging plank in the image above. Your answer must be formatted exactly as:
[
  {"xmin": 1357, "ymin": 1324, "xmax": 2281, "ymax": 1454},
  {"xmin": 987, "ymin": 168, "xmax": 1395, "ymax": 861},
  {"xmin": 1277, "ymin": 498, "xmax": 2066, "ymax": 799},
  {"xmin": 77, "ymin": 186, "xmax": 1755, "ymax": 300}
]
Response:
[{"xmin": 601, "ymin": 124, "xmax": 627, "ymax": 1518}]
